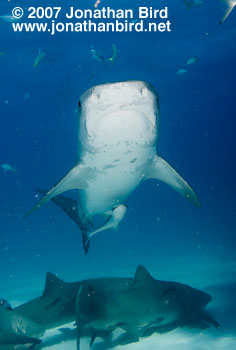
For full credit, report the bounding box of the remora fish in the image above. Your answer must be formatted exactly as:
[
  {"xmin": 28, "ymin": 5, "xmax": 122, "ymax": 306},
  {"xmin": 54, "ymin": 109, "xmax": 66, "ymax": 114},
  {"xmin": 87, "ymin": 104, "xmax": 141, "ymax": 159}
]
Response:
[
  {"xmin": 0, "ymin": 303, "xmax": 44, "ymax": 348},
  {"xmin": 219, "ymin": 0, "xmax": 236, "ymax": 24},
  {"xmin": 76, "ymin": 265, "xmax": 219, "ymax": 349},
  {"xmin": 27, "ymin": 81, "xmax": 200, "ymax": 253}
]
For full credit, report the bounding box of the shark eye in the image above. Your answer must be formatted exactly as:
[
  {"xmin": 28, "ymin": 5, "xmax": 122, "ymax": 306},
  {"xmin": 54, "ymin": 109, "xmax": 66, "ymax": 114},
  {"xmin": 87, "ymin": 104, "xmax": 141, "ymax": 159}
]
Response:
[{"xmin": 78, "ymin": 101, "xmax": 82, "ymax": 109}]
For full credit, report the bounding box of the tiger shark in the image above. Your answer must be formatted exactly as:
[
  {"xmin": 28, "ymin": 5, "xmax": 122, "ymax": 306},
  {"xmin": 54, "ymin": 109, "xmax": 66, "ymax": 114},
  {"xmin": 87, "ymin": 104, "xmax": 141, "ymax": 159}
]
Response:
[
  {"xmin": 0, "ymin": 267, "xmax": 218, "ymax": 349},
  {"xmin": 76, "ymin": 265, "xmax": 219, "ymax": 349},
  {"xmin": 27, "ymin": 80, "xmax": 200, "ymax": 253}
]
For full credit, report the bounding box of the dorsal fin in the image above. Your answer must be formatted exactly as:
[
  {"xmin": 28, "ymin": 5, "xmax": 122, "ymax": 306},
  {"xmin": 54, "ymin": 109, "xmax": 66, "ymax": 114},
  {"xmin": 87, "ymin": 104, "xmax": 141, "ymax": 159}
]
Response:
[
  {"xmin": 42, "ymin": 272, "xmax": 66, "ymax": 296},
  {"xmin": 134, "ymin": 265, "xmax": 155, "ymax": 284},
  {"xmin": 0, "ymin": 298, "xmax": 12, "ymax": 310}
]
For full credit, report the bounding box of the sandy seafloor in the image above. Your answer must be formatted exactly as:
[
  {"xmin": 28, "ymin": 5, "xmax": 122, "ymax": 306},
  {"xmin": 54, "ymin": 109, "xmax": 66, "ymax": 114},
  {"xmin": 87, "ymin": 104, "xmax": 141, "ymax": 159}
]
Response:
[{"xmin": 1, "ymin": 255, "xmax": 236, "ymax": 350}]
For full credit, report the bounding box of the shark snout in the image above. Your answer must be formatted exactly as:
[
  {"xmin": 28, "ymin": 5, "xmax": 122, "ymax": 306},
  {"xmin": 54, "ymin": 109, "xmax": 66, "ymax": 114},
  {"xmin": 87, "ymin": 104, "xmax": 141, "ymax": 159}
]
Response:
[{"xmin": 84, "ymin": 81, "xmax": 157, "ymax": 111}]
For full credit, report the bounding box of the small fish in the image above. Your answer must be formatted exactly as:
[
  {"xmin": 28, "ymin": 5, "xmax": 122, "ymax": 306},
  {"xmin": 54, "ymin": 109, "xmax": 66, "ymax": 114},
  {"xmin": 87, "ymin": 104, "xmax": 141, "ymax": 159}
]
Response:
[
  {"xmin": 187, "ymin": 56, "xmax": 199, "ymax": 65},
  {"xmin": 177, "ymin": 68, "xmax": 188, "ymax": 75},
  {"xmin": 91, "ymin": 48, "xmax": 106, "ymax": 64},
  {"xmin": 219, "ymin": 0, "xmax": 236, "ymax": 24},
  {"xmin": 106, "ymin": 44, "xmax": 118, "ymax": 65},
  {"xmin": 91, "ymin": 44, "xmax": 118, "ymax": 66},
  {"xmin": 0, "ymin": 15, "xmax": 21, "ymax": 23},
  {"xmin": 33, "ymin": 51, "xmax": 46, "ymax": 68},
  {"xmin": 94, "ymin": 0, "xmax": 101, "ymax": 8},
  {"xmin": 183, "ymin": 0, "xmax": 202, "ymax": 9},
  {"xmin": 0, "ymin": 52, "xmax": 5, "ymax": 56},
  {"xmin": 1, "ymin": 163, "xmax": 18, "ymax": 173}
]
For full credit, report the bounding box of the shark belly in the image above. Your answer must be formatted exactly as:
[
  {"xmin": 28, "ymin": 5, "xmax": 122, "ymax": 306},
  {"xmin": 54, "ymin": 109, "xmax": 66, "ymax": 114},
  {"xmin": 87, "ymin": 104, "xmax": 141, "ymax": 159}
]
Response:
[{"xmin": 79, "ymin": 143, "xmax": 156, "ymax": 217}]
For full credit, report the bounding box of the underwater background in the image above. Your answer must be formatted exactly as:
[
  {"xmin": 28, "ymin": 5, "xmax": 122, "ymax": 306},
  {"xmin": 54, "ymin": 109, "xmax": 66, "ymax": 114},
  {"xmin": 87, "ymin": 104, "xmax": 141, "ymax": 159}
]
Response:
[{"xmin": 0, "ymin": 0, "xmax": 235, "ymax": 349}]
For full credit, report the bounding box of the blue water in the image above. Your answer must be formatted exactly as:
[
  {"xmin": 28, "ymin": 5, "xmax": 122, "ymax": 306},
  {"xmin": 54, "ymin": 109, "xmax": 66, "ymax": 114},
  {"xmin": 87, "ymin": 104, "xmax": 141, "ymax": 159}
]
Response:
[{"xmin": 0, "ymin": 0, "xmax": 235, "ymax": 348}]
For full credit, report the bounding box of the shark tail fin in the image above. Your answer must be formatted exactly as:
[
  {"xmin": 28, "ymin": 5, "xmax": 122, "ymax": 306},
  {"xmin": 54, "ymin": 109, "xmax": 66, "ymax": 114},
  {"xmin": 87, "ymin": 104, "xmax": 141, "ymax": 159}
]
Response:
[
  {"xmin": 146, "ymin": 156, "xmax": 200, "ymax": 207},
  {"xmin": 25, "ymin": 164, "xmax": 95, "ymax": 217},
  {"xmin": 106, "ymin": 44, "xmax": 118, "ymax": 65},
  {"xmin": 82, "ymin": 231, "xmax": 90, "ymax": 255}
]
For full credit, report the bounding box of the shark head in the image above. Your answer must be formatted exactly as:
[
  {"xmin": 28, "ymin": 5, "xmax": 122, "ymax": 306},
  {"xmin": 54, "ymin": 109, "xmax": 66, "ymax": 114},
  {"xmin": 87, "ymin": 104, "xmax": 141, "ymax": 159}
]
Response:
[
  {"xmin": 0, "ymin": 306, "xmax": 44, "ymax": 347},
  {"xmin": 78, "ymin": 80, "xmax": 159, "ymax": 151},
  {"xmin": 76, "ymin": 266, "xmax": 216, "ymax": 337},
  {"xmin": 134, "ymin": 266, "xmax": 211, "ymax": 310}
]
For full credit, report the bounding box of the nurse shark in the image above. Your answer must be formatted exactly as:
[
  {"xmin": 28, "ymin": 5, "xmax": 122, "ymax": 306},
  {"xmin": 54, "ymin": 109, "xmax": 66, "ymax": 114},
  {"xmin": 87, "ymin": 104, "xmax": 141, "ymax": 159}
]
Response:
[{"xmin": 27, "ymin": 81, "xmax": 200, "ymax": 253}]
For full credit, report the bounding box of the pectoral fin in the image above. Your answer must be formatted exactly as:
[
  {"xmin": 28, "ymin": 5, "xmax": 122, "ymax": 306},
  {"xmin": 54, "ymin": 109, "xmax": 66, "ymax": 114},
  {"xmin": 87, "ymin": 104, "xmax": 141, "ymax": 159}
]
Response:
[
  {"xmin": 120, "ymin": 325, "xmax": 139, "ymax": 342},
  {"xmin": 146, "ymin": 156, "xmax": 200, "ymax": 207},
  {"xmin": 1, "ymin": 333, "xmax": 41, "ymax": 346},
  {"xmin": 26, "ymin": 165, "xmax": 95, "ymax": 216}
]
